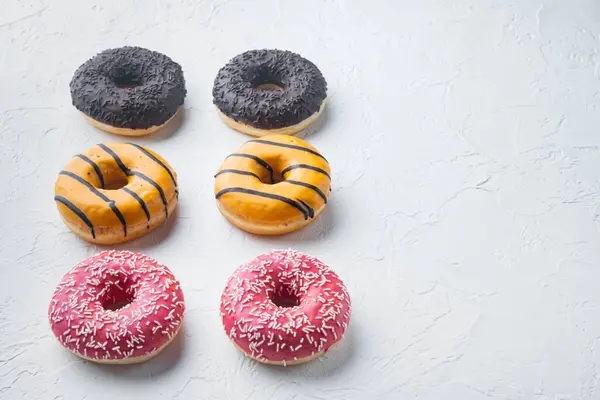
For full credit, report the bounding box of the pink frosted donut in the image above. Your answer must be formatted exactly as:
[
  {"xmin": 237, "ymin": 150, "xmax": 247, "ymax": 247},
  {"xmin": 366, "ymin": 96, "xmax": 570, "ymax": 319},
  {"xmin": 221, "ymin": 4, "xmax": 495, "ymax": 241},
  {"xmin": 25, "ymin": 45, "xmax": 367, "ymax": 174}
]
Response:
[
  {"xmin": 48, "ymin": 250, "xmax": 185, "ymax": 364},
  {"xmin": 220, "ymin": 249, "xmax": 351, "ymax": 366}
]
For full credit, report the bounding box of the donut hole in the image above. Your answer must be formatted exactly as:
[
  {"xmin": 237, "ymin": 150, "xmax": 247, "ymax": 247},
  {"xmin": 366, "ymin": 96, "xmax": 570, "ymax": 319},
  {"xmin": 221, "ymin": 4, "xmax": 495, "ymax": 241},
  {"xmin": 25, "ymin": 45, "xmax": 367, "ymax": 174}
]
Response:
[
  {"xmin": 102, "ymin": 284, "xmax": 135, "ymax": 311},
  {"xmin": 103, "ymin": 175, "xmax": 129, "ymax": 190},
  {"xmin": 262, "ymin": 171, "xmax": 284, "ymax": 185},
  {"xmin": 270, "ymin": 289, "xmax": 300, "ymax": 308},
  {"xmin": 255, "ymin": 83, "xmax": 284, "ymax": 91},
  {"xmin": 251, "ymin": 72, "xmax": 285, "ymax": 91},
  {"xmin": 100, "ymin": 167, "xmax": 130, "ymax": 190},
  {"xmin": 113, "ymin": 73, "xmax": 143, "ymax": 89}
]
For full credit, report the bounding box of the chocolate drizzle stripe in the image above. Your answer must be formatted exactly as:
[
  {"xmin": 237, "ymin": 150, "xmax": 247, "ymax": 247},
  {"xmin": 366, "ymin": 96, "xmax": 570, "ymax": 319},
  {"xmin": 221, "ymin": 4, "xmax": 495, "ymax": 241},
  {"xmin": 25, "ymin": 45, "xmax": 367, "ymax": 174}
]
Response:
[
  {"xmin": 127, "ymin": 143, "xmax": 178, "ymax": 191},
  {"xmin": 226, "ymin": 153, "xmax": 274, "ymax": 183},
  {"xmin": 282, "ymin": 180, "xmax": 328, "ymax": 203},
  {"xmin": 97, "ymin": 144, "xmax": 169, "ymax": 219},
  {"xmin": 247, "ymin": 139, "xmax": 328, "ymax": 162},
  {"xmin": 214, "ymin": 169, "xmax": 262, "ymax": 180},
  {"xmin": 97, "ymin": 144, "xmax": 129, "ymax": 174},
  {"xmin": 75, "ymin": 154, "xmax": 105, "ymax": 188},
  {"xmin": 215, "ymin": 187, "xmax": 311, "ymax": 220},
  {"xmin": 59, "ymin": 172, "xmax": 109, "ymax": 201},
  {"xmin": 122, "ymin": 187, "xmax": 150, "ymax": 222},
  {"xmin": 297, "ymin": 199, "xmax": 315, "ymax": 219},
  {"xmin": 280, "ymin": 164, "xmax": 331, "ymax": 180},
  {"xmin": 54, "ymin": 195, "xmax": 96, "ymax": 239},
  {"xmin": 59, "ymin": 171, "xmax": 127, "ymax": 236},
  {"xmin": 131, "ymin": 172, "xmax": 169, "ymax": 218}
]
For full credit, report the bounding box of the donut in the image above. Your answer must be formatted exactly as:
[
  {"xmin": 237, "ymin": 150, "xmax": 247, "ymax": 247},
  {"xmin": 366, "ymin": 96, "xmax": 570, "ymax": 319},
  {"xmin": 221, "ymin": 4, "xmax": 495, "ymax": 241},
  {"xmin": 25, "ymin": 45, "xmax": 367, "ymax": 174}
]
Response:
[
  {"xmin": 70, "ymin": 46, "xmax": 186, "ymax": 136},
  {"xmin": 48, "ymin": 251, "xmax": 185, "ymax": 364},
  {"xmin": 213, "ymin": 49, "xmax": 327, "ymax": 137},
  {"xmin": 214, "ymin": 134, "xmax": 331, "ymax": 235},
  {"xmin": 220, "ymin": 250, "xmax": 351, "ymax": 366},
  {"xmin": 54, "ymin": 142, "xmax": 178, "ymax": 244}
]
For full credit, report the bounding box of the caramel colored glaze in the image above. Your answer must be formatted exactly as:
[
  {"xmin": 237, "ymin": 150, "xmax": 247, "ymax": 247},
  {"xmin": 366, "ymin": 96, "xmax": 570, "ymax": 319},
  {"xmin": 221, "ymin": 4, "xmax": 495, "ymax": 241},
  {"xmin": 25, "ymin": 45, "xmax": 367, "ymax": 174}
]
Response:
[
  {"xmin": 54, "ymin": 143, "xmax": 178, "ymax": 244},
  {"xmin": 214, "ymin": 135, "xmax": 331, "ymax": 235}
]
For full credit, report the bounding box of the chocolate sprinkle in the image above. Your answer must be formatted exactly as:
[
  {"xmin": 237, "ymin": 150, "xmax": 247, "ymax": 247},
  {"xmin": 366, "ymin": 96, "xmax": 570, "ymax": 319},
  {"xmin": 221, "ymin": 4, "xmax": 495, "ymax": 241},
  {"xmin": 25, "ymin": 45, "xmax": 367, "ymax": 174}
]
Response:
[
  {"xmin": 212, "ymin": 49, "xmax": 327, "ymax": 129},
  {"xmin": 70, "ymin": 46, "xmax": 186, "ymax": 129}
]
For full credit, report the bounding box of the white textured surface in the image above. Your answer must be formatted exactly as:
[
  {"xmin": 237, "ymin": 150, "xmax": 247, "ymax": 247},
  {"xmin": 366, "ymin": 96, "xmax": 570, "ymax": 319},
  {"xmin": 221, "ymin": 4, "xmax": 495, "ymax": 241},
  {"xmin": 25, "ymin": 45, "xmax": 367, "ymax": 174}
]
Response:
[{"xmin": 2, "ymin": 0, "xmax": 600, "ymax": 398}]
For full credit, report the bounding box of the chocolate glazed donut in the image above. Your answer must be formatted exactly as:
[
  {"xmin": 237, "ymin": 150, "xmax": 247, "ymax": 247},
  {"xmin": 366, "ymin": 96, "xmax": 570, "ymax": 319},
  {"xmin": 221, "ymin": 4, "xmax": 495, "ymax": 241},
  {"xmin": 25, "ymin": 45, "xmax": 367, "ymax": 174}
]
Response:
[
  {"xmin": 212, "ymin": 49, "xmax": 327, "ymax": 137},
  {"xmin": 70, "ymin": 46, "xmax": 186, "ymax": 136}
]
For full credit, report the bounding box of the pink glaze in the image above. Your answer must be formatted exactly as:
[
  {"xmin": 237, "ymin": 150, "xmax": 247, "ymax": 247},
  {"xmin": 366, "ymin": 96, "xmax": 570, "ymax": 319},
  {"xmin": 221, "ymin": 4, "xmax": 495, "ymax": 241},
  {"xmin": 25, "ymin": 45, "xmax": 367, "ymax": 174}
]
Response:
[
  {"xmin": 220, "ymin": 250, "xmax": 351, "ymax": 365},
  {"xmin": 48, "ymin": 250, "xmax": 185, "ymax": 362}
]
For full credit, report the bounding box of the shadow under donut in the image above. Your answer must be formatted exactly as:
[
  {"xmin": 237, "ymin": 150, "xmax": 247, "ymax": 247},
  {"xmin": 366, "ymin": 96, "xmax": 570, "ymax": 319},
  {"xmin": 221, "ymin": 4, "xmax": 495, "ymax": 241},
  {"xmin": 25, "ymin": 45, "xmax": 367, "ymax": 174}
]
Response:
[
  {"xmin": 226, "ymin": 101, "xmax": 330, "ymax": 141},
  {"xmin": 106, "ymin": 207, "xmax": 180, "ymax": 253},
  {"xmin": 85, "ymin": 324, "xmax": 187, "ymax": 380},
  {"xmin": 91, "ymin": 107, "xmax": 186, "ymax": 142},
  {"xmin": 293, "ymin": 103, "xmax": 330, "ymax": 140},
  {"xmin": 135, "ymin": 107, "xmax": 186, "ymax": 142},
  {"xmin": 254, "ymin": 324, "xmax": 356, "ymax": 379},
  {"xmin": 251, "ymin": 196, "xmax": 338, "ymax": 247}
]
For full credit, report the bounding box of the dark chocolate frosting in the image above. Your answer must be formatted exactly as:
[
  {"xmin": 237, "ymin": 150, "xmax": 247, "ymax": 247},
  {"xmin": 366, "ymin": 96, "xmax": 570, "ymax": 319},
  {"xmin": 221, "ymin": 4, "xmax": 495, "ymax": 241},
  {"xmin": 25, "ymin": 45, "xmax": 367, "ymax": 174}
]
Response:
[
  {"xmin": 212, "ymin": 49, "xmax": 327, "ymax": 129},
  {"xmin": 70, "ymin": 46, "xmax": 186, "ymax": 129}
]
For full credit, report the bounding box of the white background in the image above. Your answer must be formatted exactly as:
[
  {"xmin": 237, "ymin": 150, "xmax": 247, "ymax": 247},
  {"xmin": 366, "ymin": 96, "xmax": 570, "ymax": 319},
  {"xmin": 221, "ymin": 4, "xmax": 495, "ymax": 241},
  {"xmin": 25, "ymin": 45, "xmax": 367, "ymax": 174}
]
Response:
[{"xmin": 2, "ymin": 0, "xmax": 600, "ymax": 399}]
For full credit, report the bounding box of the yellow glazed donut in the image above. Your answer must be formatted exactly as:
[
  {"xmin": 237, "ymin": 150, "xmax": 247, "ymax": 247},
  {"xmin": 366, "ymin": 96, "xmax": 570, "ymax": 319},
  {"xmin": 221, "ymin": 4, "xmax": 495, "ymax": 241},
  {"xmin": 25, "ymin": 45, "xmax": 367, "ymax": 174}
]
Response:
[
  {"xmin": 214, "ymin": 135, "xmax": 331, "ymax": 235},
  {"xmin": 54, "ymin": 143, "xmax": 178, "ymax": 244}
]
